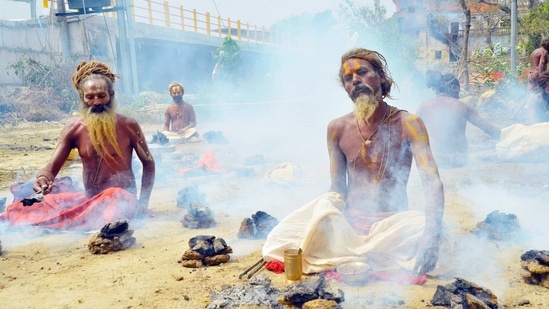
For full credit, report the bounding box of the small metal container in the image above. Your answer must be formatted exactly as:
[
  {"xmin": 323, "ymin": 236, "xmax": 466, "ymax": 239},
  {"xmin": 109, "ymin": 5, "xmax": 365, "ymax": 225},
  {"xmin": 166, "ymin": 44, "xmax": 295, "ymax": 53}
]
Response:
[
  {"xmin": 284, "ymin": 248, "xmax": 303, "ymax": 281},
  {"xmin": 336, "ymin": 262, "xmax": 370, "ymax": 286}
]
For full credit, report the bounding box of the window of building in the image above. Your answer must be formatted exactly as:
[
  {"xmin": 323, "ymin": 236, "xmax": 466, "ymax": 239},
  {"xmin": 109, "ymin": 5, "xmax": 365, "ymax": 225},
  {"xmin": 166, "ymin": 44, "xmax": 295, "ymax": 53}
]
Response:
[{"xmin": 435, "ymin": 50, "xmax": 442, "ymax": 59}]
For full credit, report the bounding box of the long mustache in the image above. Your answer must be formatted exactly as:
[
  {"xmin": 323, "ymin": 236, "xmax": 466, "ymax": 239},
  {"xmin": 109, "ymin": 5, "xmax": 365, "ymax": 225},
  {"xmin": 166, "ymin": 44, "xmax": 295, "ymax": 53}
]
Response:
[
  {"xmin": 351, "ymin": 84, "xmax": 374, "ymax": 99},
  {"xmin": 90, "ymin": 104, "xmax": 110, "ymax": 114}
]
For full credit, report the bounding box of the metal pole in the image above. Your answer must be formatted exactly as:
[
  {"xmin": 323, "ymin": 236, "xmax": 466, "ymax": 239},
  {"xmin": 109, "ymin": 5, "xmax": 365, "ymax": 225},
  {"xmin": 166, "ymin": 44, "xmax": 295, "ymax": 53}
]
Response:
[
  {"xmin": 122, "ymin": 0, "xmax": 139, "ymax": 94},
  {"xmin": 116, "ymin": 1, "xmax": 132, "ymax": 95},
  {"xmin": 55, "ymin": 0, "xmax": 72, "ymax": 56},
  {"xmin": 30, "ymin": 0, "xmax": 36, "ymax": 18},
  {"xmin": 510, "ymin": 0, "xmax": 517, "ymax": 77}
]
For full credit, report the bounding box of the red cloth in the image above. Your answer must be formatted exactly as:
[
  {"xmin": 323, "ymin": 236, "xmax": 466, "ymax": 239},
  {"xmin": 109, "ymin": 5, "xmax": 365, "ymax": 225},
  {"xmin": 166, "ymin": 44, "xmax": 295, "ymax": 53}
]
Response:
[
  {"xmin": 1, "ymin": 186, "xmax": 137, "ymax": 231},
  {"xmin": 265, "ymin": 260, "xmax": 285, "ymax": 274},
  {"xmin": 180, "ymin": 150, "xmax": 227, "ymax": 175},
  {"xmin": 345, "ymin": 209, "xmax": 397, "ymax": 235}
]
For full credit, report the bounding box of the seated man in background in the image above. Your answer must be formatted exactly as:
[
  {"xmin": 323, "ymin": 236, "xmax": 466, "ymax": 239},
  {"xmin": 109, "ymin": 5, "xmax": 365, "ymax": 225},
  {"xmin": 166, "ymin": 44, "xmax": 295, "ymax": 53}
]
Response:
[
  {"xmin": 416, "ymin": 71, "xmax": 501, "ymax": 168},
  {"xmin": 0, "ymin": 61, "xmax": 155, "ymax": 231},
  {"xmin": 525, "ymin": 71, "xmax": 549, "ymax": 124},
  {"xmin": 161, "ymin": 81, "xmax": 198, "ymax": 143}
]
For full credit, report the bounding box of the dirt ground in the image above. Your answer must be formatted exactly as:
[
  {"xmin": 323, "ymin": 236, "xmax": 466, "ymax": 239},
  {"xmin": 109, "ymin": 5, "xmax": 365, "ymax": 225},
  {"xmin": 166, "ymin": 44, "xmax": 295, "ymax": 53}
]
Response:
[{"xmin": 1, "ymin": 99, "xmax": 549, "ymax": 309}]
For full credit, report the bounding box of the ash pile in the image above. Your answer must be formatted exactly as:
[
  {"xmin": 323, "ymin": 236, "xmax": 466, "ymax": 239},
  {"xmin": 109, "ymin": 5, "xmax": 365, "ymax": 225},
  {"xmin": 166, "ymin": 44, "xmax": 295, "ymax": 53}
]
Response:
[
  {"xmin": 430, "ymin": 277, "xmax": 498, "ymax": 309},
  {"xmin": 521, "ymin": 250, "xmax": 549, "ymax": 288},
  {"xmin": 88, "ymin": 220, "xmax": 135, "ymax": 254},
  {"xmin": 177, "ymin": 186, "xmax": 216, "ymax": 229},
  {"xmin": 207, "ymin": 275, "xmax": 344, "ymax": 309},
  {"xmin": 238, "ymin": 211, "xmax": 278, "ymax": 239},
  {"xmin": 180, "ymin": 235, "xmax": 232, "ymax": 268},
  {"xmin": 471, "ymin": 210, "xmax": 520, "ymax": 240}
]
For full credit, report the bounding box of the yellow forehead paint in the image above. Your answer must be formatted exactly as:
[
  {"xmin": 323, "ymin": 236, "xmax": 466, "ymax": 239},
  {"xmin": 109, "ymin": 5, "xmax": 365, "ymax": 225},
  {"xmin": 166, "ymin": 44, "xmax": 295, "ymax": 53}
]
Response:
[{"xmin": 343, "ymin": 59, "xmax": 361, "ymax": 76}]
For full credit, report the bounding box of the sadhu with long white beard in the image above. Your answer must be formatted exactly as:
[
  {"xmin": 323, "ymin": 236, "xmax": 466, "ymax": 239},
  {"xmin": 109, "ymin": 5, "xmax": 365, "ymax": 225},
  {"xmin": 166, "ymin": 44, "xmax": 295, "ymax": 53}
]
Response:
[
  {"xmin": 0, "ymin": 61, "xmax": 155, "ymax": 230},
  {"xmin": 263, "ymin": 48, "xmax": 450, "ymax": 279}
]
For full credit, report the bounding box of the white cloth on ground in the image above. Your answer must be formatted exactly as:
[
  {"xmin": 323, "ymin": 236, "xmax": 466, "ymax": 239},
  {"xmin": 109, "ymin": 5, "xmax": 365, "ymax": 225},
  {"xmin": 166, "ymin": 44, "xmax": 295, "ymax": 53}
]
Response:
[
  {"xmin": 262, "ymin": 192, "xmax": 451, "ymax": 275},
  {"xmin": 496, "ymin": 123, "xmax": 549, "ymax": 161}
]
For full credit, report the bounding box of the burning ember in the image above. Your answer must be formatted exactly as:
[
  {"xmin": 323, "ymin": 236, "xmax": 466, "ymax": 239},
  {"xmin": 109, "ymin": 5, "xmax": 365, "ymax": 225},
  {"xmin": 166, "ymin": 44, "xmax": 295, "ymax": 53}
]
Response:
[
  {"xmin": 207, "ymin": 274, "xmax": 344, "ymax": 309},
  {"xmin": 177, "ymin": 186, "xmax": 216, "ymax": 229},
  {"xmin": 430, "ymin": 277, "xmax": 498, "ymax": 309},
  {"xmin": 471, "ymin": 210, "xmax": 520, "ymax": 240},
  {"xmin": 180, "ymin": 235, "xmax": 232, "ymax": 268},
  {"xmin": 237, "ymin": 211, "xmax": 278, "ymax": 240},
  {"xmin": 88, "ymin": 220, "xmax": 135, "ymax": 254},
  {"xmin": 181, "ymin": 202, "xmax": 216, "ymax": 229},
  {"xmin": 520, "ymin": 250, "xmax": 549, "ymax": 288}
]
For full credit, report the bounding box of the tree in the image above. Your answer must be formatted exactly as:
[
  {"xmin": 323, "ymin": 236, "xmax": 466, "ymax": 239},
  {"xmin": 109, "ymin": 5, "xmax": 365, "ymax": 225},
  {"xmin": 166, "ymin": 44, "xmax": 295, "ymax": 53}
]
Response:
[
  {"xmin": 459, "ymin": 0, "xmax": 472, "ymax": 90},
  {"xmin": 520, "ymin": 0, "xmax": 549, "ymax": 53},
  {"xmin": 212, "ymin": 36, "xmax": 242, "ymax": 83},
  {"xmin": 337, "ymin": 0, "xmax": 419, "ymax": 69}
]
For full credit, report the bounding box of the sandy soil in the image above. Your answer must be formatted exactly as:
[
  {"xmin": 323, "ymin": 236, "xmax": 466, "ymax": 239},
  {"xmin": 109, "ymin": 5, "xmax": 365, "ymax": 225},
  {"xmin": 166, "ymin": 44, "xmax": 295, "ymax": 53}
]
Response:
[{"xmin": 1, "ymin": 101, "xmax": 549, "ymax": 309}]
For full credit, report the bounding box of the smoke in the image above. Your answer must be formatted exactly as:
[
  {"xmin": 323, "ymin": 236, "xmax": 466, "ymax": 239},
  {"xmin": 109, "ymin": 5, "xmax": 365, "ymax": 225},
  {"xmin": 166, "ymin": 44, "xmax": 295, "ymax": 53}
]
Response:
[{"xmin": 2, "ymin": 1, "xmax": 546, "ymax": 306}]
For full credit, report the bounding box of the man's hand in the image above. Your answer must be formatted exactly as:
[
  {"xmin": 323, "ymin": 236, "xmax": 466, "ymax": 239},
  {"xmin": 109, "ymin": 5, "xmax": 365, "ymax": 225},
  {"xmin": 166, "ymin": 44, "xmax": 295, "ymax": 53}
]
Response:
[
  {"xmin": 413, "ymin": 232, "xmax": 440, "ymax": 276},
  {"xmin": 33, "ymin": 175, "xmax": 53, "ymax": 195}
]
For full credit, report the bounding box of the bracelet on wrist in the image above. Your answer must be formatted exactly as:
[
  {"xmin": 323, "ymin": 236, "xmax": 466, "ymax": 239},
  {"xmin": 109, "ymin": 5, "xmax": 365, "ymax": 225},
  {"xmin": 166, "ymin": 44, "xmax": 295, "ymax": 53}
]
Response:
[{"xmin": 36, "ymin": 175, "xmax": 52, "ymax": 183}]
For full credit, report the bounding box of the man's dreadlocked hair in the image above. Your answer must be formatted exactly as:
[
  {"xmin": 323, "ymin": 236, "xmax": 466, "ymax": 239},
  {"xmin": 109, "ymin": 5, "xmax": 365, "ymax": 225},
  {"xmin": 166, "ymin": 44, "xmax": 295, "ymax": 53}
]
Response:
[
  {"xmin": 168, "ymin": 81, "xmax": 184, "ymax": 94},
  {"xmin": 537, "ymin": 71, "xmax": 549, "ymax": 90},
  {"xmin": 426, "ymin": 70, "xmax": 460, "ymax": 99},
  {"xmin": 338, "ymin": 48, "xmax": 395, "ymax": 99},
  {"xmin": 71, "ymin": 61, "xmax": 119, "ymax": 99}
]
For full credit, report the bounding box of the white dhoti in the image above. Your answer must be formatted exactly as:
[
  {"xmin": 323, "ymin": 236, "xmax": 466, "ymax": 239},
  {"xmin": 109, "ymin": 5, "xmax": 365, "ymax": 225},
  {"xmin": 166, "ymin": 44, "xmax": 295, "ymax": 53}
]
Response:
[
  {"xmin": 262, "ymin": 192, "xmax": 453, "ymax": 275},
  {"xmin": 162, "ymin": 128, "xmax": 198, "ymax": 144}
]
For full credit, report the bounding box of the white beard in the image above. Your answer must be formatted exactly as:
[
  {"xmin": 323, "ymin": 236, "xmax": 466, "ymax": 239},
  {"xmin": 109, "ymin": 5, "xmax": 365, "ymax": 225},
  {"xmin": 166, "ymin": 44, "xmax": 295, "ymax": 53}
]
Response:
[{"xmin": 353, "ymin": 93, "xmax": 379, "ymax": 124}]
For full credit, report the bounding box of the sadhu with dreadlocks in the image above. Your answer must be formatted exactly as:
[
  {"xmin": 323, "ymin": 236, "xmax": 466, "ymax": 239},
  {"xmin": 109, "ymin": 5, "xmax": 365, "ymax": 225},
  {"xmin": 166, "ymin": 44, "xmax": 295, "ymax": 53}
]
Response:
[
  {"xmin": 1, "ymin": 61, "xmax": 155, "ymax": 230},
  {"xmin": 525, "ymin": 71, "xmax": 549, "ymax": 124},
  {"xmin": 417, "ymin": 70, "xmax": 501, "ymax": 168}
]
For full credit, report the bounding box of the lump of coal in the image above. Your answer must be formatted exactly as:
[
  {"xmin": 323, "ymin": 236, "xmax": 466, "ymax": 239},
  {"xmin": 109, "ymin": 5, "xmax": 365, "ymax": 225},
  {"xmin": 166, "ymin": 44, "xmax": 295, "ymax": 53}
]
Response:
[
  {"xmin": 238, "ymin": 211, "xmax": 278, "ymax": 240},
  {"xmin": 520, "ymin": 250, "xmax": 549, "ymax": 288},
  {"xmin": 181, "ymin": 235, "xmax": 233, "ymax": 268},
  {"xmin": 203, "ymin": 130, "xmax": 228, "ymax": 144},
  {"xmin": 99, "ymin": 220, "xmax": 129, "ymax": 239},
  {"xmin": 471, "ymin": 210, "xmax": 520, "ymax": 240},
  {"xmin": 176, "ymin": 185, "xmax": 206, "ymax": 209},
  {"xmin": 279, "ymin": 277, "xmax": 345, "ymax": 308},
  {"xmin": 430, "ymin": 277, "xmax": 498, "ymax": 309},
  {"xmin": 150, "ymin": 131, "xmax": 169, "ymax": 144},
  {"xmin": 88, "ymin": 220, "xmax": 135, "ymax": 254},
  {"xmin": 181, "ymin": 202, "xmax": 216, "ymax": 229},
  {"xmin": 21, "ymin": 193, "xmax": 44, "ymax": 207}
]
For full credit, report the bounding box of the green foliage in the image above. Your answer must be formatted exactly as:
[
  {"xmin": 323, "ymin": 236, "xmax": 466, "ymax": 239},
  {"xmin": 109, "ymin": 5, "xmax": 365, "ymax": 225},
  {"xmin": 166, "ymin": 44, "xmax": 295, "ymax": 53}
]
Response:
[
  {"xmin": 338, "ymin": 0, "xmax": 420, "ymax": 66},
  {"xmin": 520, "ymin": 2, "xmax": 549, "ymax": 39},
  {"xmin": 213, "ymin": 36, "xmax": 242, "ymax": 80},
  {"xmin": 6, "ymin": 53, "xmax": 79, "ymax": 114}
]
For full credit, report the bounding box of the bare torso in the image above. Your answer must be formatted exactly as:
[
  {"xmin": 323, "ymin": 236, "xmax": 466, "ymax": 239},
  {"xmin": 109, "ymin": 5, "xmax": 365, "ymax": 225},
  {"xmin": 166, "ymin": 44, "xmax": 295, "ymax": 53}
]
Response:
[
  {"xmin": 42, "ymin": 114, "xmax": 153, "ymax": 198},
  {"xmin": 328, "ymin": 104, "xmax": 411, "ymax": 214},
  {"xmin": 528, "ymin": 47, "xmax": 549, "ymax": 90},
  {"xmin": 163, "ymin": 101, "xmax": 196, "ymax": 132}
]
